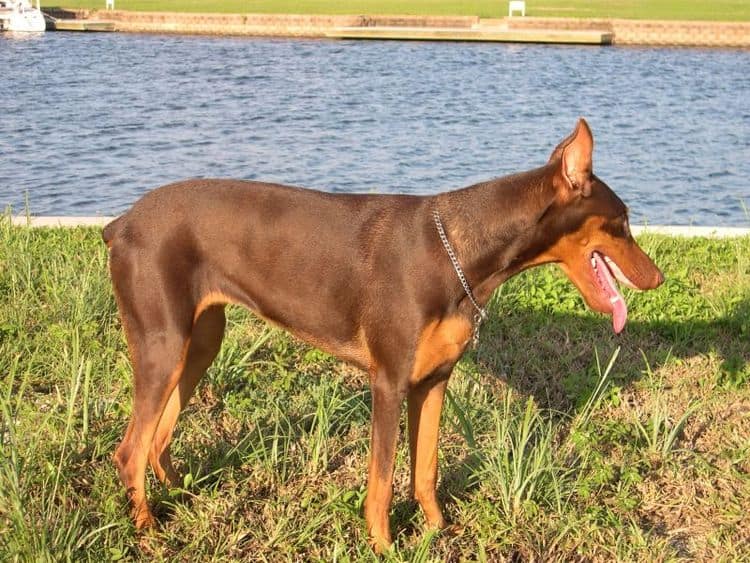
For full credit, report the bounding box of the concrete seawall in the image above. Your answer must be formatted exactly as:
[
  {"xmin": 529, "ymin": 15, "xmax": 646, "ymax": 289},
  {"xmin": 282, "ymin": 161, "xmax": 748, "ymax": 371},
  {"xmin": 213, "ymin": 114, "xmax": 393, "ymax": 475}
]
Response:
[
  {"xmin": 43, "ymin": 10, "xmax": 750, "ymax": 48},
  {"xmin": 9, "ymin": 216, "xmax": 749, "ymax": 237},
  {"xmin": 504, "ymin": 16, "xmax": 750, "ymax": 47}
]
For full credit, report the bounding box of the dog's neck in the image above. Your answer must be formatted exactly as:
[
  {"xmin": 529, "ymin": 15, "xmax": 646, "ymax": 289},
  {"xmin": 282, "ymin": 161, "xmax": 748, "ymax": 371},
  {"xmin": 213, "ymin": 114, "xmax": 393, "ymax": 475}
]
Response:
[{"xmin": 433, "ymin": 164, "xmax": 559, "ymax": 308}]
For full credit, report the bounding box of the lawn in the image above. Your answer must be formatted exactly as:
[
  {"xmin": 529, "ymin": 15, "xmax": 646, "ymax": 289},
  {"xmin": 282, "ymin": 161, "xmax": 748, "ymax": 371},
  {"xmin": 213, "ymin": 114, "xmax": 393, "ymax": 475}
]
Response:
[
  {"xmin": 42, "ymin": 0, "xmax": 750, "ymax": 20},
  {"xmin": 0, "ymin": 219, "xmax": 748, "ymax": 560}
]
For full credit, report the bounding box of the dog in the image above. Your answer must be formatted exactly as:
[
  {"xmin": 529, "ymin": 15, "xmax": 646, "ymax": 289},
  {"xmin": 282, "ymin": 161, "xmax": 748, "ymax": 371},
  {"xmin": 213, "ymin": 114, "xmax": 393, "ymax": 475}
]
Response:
[{"xmin": 103, "ymin": 118, "xmax": 663, "ymax": 551}]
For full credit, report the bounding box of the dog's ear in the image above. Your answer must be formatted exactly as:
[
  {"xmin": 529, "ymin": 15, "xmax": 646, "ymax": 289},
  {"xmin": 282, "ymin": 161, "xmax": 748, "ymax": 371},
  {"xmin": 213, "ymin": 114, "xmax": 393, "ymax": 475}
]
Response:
[{"xmin": 549, "ymin": 118, "xmax": 594, "ymax": 197}]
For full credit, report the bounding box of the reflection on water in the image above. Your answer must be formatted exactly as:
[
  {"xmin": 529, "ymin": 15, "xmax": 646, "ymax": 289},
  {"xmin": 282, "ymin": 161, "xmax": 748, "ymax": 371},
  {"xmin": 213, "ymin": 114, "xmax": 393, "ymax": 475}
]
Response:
[
  {"xmin": 3, "ymin": 31, "xmax": 45, "ymax": 41},
  {"xmin": 1, "ymin": 33, "xmax": 748, "ymax": 225}
]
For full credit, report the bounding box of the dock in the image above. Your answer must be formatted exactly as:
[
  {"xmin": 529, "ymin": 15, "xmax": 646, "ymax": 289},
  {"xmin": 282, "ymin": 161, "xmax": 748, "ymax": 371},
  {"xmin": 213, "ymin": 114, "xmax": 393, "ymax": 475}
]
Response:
[
  {"xmin": 49, "ymin": 19, "xmax": 115, "ymax": 31},
  {"xmin": 325, "ymin": 26, "xmax": 613, "ymax": 45}
]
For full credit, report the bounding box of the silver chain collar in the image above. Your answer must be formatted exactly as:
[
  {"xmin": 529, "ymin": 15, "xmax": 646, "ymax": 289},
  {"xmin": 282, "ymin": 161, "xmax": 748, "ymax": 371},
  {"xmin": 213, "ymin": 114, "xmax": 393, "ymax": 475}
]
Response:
[{"xmin": 432, "ymin": 209, "xmax": 487, "ymax": 348}]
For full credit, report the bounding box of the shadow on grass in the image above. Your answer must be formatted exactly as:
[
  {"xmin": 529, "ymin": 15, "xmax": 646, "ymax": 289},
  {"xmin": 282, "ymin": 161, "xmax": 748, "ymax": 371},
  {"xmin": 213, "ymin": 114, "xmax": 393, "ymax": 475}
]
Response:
[
  {"xmin": 434, "ymin": 295, "xmax": 749, "ymax": 522},
  {"xmin": 474, "ymin": 295, "xmax": 749, "ymax": 411}
]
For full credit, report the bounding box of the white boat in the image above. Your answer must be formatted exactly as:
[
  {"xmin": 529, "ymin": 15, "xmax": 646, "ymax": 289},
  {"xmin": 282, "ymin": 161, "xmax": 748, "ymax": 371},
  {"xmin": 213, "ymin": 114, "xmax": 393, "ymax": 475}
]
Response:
[{"xmin": 0, "ymin": 0, "xmax": 46, "ymax": 32}]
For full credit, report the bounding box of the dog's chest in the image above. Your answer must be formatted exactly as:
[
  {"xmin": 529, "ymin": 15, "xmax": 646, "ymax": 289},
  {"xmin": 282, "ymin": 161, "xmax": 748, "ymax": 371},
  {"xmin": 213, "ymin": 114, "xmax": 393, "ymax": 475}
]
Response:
[{"xmin": 410, "ymin": 316, "xmax": 473, "ymax": 384}]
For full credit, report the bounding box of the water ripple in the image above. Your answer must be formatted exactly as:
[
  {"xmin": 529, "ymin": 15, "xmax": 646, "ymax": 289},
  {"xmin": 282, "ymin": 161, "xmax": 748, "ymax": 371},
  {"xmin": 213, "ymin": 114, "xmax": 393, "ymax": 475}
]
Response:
[{"xmin": 0, "ymin": 33, "xmax": 748, "ymax": 225}]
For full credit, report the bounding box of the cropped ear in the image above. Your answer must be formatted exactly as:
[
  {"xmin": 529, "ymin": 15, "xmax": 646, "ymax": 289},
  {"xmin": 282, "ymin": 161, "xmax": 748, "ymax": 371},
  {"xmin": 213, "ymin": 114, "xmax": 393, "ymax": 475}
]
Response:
[{"xmin": 550, "ymin": 118, "xmax": 594, "ymax": 197}]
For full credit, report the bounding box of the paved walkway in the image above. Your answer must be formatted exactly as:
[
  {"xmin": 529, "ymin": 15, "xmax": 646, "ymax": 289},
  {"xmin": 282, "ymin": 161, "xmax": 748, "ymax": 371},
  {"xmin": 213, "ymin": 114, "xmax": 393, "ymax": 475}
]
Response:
[{"xmin": 9, "ymin": 216, "xmax": 749, "ymax": 237}]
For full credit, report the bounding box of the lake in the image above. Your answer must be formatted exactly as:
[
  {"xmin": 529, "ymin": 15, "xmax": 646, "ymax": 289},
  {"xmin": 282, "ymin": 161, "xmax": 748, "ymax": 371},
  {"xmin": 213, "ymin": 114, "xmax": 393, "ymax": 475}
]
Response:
[{"xmin": 1, "ymin": 32, "xmax": 748, "ymax": 225}]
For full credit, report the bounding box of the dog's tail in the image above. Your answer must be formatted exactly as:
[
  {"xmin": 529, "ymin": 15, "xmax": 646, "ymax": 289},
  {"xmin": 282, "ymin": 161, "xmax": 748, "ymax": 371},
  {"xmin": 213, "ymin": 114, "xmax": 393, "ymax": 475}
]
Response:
[{"xmin": 102, "ymin": 215, "xmax": 125, "ymax": 249}]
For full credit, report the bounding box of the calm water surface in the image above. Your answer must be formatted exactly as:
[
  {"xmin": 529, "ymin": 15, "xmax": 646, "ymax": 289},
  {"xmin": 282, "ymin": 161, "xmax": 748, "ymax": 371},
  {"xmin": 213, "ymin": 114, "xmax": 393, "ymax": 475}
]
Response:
[{"xmin": 1, "ymin": 33, "xmax": 748, "ymax": 225}]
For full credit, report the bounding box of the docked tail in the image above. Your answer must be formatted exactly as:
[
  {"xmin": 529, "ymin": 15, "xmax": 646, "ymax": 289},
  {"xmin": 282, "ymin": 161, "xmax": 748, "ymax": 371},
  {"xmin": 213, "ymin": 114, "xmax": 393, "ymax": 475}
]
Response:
[{"xmin": 102, "ymin": 215, "xmax": 125, "ymax": 248}]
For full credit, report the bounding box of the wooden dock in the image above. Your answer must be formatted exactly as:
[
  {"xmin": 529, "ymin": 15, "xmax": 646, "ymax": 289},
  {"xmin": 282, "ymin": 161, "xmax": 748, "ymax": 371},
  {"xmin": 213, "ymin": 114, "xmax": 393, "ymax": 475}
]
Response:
[
  {"xmin": 50, "ymin": 19, "xmax": 115, "ymax": 32},
  {"xmin": 325, "ymin": 26, "xmax": 613, "ymax": 45}
]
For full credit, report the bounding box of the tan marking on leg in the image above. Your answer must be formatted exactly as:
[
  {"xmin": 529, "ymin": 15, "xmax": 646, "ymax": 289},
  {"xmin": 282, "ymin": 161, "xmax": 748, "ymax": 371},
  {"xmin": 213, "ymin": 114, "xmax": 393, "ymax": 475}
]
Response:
[
  {"xmin": 193, "ymin": 291, "xmax": 235, "ymax": 322},
  {"xmin": 364, "ymin": 367, "xmax": 404, "ymax": 553},
  {"xmin": 410, "ymin": 316, "xmax": 471, "ymax": 385},
  {"xmin": 149, "ymin": 306, "xmax": 226, "ymax": 486},
  {"xmin": 365, "ymin": 452, "xmax": 395, "ymax": 553},
  {"xmin": 408, "ymin": 377, "xmax": 449, "ymax": 530},
  {"xmin": 114, "ymin": 337, "xmax": 191, "ymax": 529},
  {"xmin": 149, "ymin": 391, "xmax": 181, "ymax": 485}
]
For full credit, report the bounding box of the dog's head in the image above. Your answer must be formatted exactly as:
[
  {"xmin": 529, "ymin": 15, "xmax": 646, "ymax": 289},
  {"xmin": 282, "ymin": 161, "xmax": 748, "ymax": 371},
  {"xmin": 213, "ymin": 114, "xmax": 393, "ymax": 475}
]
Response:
[{"xmin": 532, "ymin": 118, "xmax": 664, "ymax": 333}]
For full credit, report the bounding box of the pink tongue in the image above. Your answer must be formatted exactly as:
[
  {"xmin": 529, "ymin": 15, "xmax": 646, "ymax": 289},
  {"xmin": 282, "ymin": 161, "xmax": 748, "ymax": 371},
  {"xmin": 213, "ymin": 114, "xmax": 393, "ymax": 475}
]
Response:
[{"xmin": 593, "ymin": 253, "xmax": 628, "ymax": 334}]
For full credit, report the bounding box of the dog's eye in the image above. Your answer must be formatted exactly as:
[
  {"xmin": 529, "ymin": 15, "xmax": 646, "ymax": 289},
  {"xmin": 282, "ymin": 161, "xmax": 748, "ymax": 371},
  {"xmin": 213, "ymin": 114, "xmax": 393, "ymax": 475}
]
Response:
[{"xmin": 604, "ymin": 215, "xmax": 631, "ymax": 239}]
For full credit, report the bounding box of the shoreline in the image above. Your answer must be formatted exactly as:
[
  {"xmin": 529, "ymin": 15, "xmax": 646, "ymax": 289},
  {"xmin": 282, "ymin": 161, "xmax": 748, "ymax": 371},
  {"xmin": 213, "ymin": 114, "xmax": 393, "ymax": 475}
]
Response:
[
  {"xmin": 43, "ymin": 10, "xmax": 750, "ymax": 48},
  {"xmin": 8, "ymin": 216, "xmax": 750, "ymax": 237}
]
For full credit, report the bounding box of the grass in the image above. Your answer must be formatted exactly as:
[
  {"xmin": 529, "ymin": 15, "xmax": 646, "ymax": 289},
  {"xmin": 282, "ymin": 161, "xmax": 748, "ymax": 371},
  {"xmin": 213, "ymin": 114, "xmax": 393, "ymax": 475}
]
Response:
[
  {"xmin": 0, "ymin": 216, "xmax": 748, "ymax": 560},
  {"xmin": 42, "ymin": 0, "xmax": 750, "ymax": 21}
]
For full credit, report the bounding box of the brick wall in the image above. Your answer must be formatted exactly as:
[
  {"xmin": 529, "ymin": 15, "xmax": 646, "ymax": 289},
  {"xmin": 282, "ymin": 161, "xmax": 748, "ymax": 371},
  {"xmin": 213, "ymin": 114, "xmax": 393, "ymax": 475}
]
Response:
[
  {"xmin": 93, "ymin": 12, "xmax": 478, "ymax": 37},
  {"xmin": 94, "ymin": 12, "xmax": 363, "ymax": 36},
  {"xmin": 360, "ymin": 15, "xmax": 477, "ymax": 28},
  {"xmin": 613, "ymin": 19, "xmax": 750, "ymax": 47},
  {"xmin": 506, "ymin": 17, "xmax": 750, "ymax": 47},
  {"xmin": 74, "ymin": 11, "xmax": 750, "ymax": 47}
]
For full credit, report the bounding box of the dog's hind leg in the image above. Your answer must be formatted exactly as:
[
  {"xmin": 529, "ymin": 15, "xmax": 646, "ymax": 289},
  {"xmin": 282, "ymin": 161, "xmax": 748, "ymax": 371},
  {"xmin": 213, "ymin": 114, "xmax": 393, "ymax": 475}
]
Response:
[
  {"xmin": 110, "ymin": 254, "xmax": 197, "ymax": 529},
  {"xmin": 114, "ymin": 326, "xmax": 191, "ymax": 529},
  {"xmin": 149, "ymin": 304, "xmax": 226, "ymax": 486}
]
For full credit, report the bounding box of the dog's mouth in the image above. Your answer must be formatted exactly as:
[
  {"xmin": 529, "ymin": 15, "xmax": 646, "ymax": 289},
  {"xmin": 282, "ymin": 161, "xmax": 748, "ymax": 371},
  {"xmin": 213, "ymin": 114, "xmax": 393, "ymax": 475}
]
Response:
[{"xmin": 590, "ymin": 251, "xmax": 639, "ymax": 334}]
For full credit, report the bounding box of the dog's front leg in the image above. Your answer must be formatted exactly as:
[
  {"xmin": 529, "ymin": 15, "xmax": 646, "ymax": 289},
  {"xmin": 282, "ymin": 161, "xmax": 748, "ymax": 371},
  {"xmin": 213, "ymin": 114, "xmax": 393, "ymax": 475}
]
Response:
[
  {"xmin": 364, "ymin": 367, "xmax": 407, "ymax": 553},
  {"xmin": 407, "ymin": 367, "xmax": 452, "ymax": 530}
]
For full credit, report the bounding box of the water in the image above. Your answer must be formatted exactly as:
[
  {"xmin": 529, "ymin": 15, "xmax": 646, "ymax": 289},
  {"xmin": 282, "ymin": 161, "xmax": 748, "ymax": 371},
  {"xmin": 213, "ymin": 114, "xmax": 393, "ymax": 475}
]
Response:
[{"xmin": 1, "ymin": 33, "xmax": 748, "ymax": 225}]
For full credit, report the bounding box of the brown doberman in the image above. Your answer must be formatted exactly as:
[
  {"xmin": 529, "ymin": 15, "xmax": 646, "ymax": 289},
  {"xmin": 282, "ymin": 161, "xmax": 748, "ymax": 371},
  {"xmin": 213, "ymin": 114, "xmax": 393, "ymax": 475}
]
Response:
[{"xmin": 103, "ymin": 118, "xmax": 663, "ymax": 551}]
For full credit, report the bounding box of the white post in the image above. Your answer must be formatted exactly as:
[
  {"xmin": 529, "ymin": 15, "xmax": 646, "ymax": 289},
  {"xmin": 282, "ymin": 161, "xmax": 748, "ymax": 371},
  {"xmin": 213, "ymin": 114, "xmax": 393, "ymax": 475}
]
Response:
[{"xmin": 509, "ymin": 1, "xmax": 526, "ymax": 17}]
